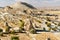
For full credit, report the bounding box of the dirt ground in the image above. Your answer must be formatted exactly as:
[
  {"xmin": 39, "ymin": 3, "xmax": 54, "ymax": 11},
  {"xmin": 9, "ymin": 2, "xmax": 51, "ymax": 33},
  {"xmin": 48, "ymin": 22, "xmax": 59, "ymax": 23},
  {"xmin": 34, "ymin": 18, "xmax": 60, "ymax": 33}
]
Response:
[{"xmin": 0, "ymin": 32, "xmax": 60, "ymax": 40}]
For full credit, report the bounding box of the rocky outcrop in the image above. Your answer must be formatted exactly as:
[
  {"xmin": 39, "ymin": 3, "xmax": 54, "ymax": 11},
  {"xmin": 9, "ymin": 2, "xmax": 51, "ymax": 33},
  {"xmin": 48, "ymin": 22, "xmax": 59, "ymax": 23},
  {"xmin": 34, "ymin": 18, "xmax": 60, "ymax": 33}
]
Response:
[{"xmin": 0, "ymin": 1, "xmax": 60, "ymax": 40}]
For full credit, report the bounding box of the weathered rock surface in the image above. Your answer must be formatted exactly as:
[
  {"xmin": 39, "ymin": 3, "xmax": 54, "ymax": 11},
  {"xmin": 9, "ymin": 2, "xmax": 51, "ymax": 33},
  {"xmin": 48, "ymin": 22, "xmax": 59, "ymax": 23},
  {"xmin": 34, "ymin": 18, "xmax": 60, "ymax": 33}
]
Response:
[{"xmin": 0, "ymin": 1, "xmax": 60, "ymax": 40}]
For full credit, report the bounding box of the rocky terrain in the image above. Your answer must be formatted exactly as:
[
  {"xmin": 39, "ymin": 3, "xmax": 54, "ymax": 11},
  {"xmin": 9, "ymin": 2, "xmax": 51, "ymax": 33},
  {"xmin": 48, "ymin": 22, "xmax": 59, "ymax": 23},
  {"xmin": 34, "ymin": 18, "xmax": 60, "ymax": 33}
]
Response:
[{"xmin": 0, "ymin": 2, "xmax": 60, "ymax": 40}]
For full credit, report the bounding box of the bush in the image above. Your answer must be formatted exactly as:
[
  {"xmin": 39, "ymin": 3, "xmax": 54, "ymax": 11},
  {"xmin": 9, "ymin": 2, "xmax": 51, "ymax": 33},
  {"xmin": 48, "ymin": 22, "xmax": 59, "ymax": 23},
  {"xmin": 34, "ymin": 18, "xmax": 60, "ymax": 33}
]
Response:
[
  {"xmin": 46, "ymin": 22, "xmax": 51, "ymax": 27},
  {"xmin": 30, "ymin": 29, "xmax": 36, "ymax": 34},
  {"xmin": 46, "ymin": 17, "xmax": 51, "ymax": 21},
  {"xmin": 19, "ymin": 20, "xmax": 24, "ymax": 28},
  {"xmin": 10, "ymin": 30, "xmax": 15, "ymax": 34},
  {"xmin": 19, "ymin": 20, "xmax": 25, "ymax": 33},
  {"xmin": 0, "ymin": 29, "xmax": 3, "ymax": 32},
  {"xmin": 5, "ymin": 22, "xmax": 11, "ymax": 33},
  {"xmin": 52, "ymin": 27, "xmax": 57, "ymax": 31},
  {"xmin": 0, "ymin": 29, "xmax": 4, "ymax": 36},
  {"xmin": 58, "ymin": 22, "xmax": 60, "ymax": 26},
  {"xmin": 11, "ymin": 36, "xmax": 19, "ymax": 40}
]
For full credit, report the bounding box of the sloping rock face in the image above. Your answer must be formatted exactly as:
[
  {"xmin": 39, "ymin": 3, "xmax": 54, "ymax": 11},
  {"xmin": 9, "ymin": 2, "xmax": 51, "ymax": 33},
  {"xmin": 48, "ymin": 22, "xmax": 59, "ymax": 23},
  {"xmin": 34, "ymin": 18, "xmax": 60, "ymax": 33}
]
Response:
[
  {"xmin": 0, "ymin": 2, "xmax": 60, "ymax": 40},
  {"xmin": 10, "ymin": 2, "xmax": 36, "ymax": 11}
]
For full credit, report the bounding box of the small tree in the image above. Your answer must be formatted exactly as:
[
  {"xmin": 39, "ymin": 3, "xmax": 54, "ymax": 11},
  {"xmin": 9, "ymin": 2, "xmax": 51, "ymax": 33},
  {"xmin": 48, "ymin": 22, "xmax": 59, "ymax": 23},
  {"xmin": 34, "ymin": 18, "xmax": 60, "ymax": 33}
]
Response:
[
  {"xmin": 58, "ymin": 22, "xmax": 60, "ymax": 26},
  {"xmin": 0, "ymin": 29, "xmax": 3, "ymax": 36},
  {"xmin": 29, "ymin": 28, "xmax": 36, "ymax": 34},
  {"xmin": 19, "ymin": 20, "xmax": 25, "ymax": 33},
  {"xmin": 0, "ymin": 29, "xmax": 3, "ymax": 32},
  {"xmin": 46, "ymin": 22, "xmax": 51, "ymax": 27},
  {"xmin": 19, "ymin": 20, "xmax": 24, "ymax": 28},
  {"xmin": 5, "ymin": 22, "xmax": 11, "ymax": 33},
  {"xmin": 11, "ymin": 36, "xmax": 19, "ymax": 40}
]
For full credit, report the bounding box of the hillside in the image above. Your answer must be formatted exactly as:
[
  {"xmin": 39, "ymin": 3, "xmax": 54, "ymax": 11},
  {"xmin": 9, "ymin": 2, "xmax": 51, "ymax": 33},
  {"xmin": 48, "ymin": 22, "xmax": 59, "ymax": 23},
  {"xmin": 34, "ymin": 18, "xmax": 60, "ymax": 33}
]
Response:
[{"xmin": 0, "ymin": 2, "xmax": 60, "ymax": 40}]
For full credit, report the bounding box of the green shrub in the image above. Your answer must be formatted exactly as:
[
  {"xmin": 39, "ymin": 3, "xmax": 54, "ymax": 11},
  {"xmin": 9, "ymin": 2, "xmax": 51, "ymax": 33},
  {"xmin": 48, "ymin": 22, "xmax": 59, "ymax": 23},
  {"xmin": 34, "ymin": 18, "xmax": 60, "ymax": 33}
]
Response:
[
  {"xmin": 19, "ymin": 20, "xmax": 25, "ymax": 33},
  {"xmin": 5, "ymin": 27, "xmax": 10, "ymax": 33},
  {"xmin": 46, "ymin": 17, "xmax": 51, "ymax": 21},
  {"xmin": 19, "ymin": 20, "xmax": 24, "ymax": 29},
  {"xmin": 5, "ymin": 22, "xmax": 11, "ymax": 33},
  {"xmin": 30, "ymin": 29, "xmax": 36, "ymax": 34},
  {"xmin": 52, "ymin": 27, "xmax": 57, "ymax": 31},
  {"xmin": 58, "ymin": 22, "xmax": 60, "ymax": 26},
  {"xmin": 19, "ymin": 27, "xmax": 25, "ymax": 33},
  {"xmin": 0, "ymin": 29, "xmax": 3, "ymax": 32},
  {"xmin": 0, "ymin": 29, "xmax": 4, "ymax": 36},
  {"xmin": 11, "ymin": 36, "xmax": 19, "ymax": 40},
  {"xmin": 46, "ymin": 22, "xmax": 51, "ymax": 27},
  {"xmin": 10, "ymin": 30, "xmax": 15, "ymax": 34}
]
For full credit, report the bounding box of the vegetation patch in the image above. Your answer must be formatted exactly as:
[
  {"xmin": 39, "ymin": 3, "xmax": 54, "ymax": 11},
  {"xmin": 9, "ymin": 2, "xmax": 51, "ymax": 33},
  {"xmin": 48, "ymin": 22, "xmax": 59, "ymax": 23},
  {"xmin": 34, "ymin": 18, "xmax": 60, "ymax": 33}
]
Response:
[{"xmin": 11, "ymin": 36, "xmax": 19, "ymax": 40}]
